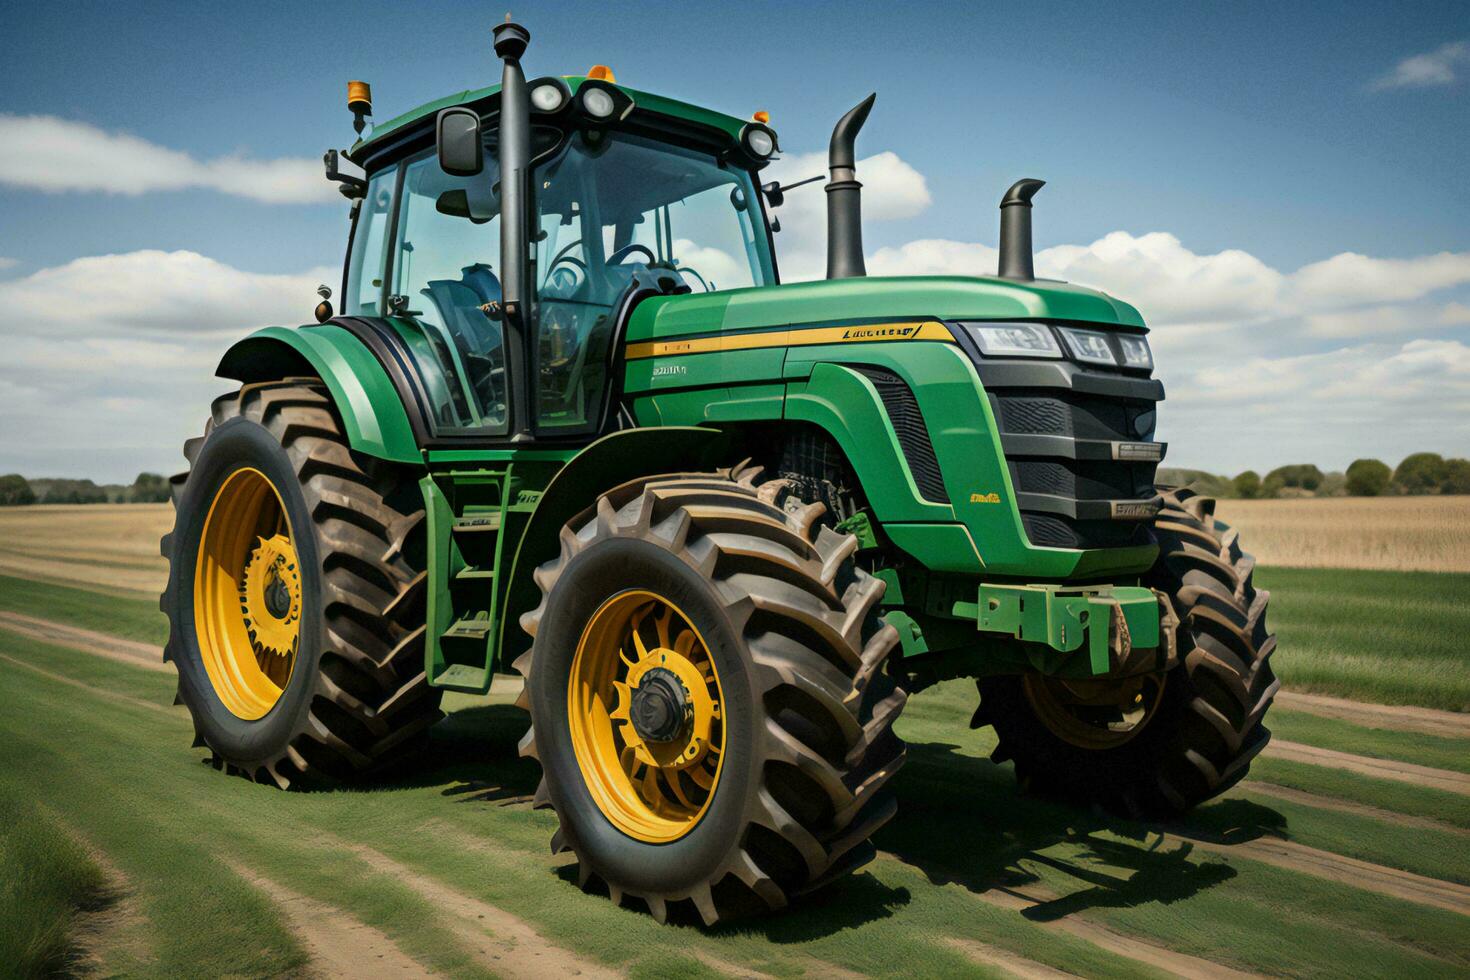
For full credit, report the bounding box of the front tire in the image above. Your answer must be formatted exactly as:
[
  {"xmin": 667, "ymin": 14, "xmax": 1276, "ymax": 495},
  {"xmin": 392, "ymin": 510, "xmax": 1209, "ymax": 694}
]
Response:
[
  {"xmin": 976, "ymin": 487, "xmax": 1278, "ymax": 815},
  {"xmin": 516, "ymin": 464, "xmax": 905, "ymax": 924},
  {"xmin": 160, "ymin": 380, "xmax": 442, "ymax": 787}
]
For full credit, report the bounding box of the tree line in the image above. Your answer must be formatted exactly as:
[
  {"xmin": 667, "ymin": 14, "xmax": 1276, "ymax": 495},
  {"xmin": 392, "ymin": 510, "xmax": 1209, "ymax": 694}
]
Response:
[
  {"xmin": 0, "ymin": 473, "xmax": 171, "ymax": 506},
  {"xmin": 1160, "ymin": 453, "xmax": 1470, "ymax": 500}
]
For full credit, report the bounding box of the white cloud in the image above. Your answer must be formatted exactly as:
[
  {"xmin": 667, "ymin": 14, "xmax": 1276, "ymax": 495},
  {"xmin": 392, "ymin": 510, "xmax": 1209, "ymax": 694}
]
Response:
[
  {"xmin": 0, "ymin": 257, "xmax": 16, "ymax": 270},
  {"xmin": 0, "ymin": 115, "xmax": 337, "ymax": 204},
  {"xmin": 1370, "ymin": 41, "xmax": 1469, "ymax": 90},
  {"xmin": 765, "ymin": 149, "xmax": 931, "ymax": 282},
  {"xmin": 0, "ymin": 251, "xmax": 334, "ymax": 481}
]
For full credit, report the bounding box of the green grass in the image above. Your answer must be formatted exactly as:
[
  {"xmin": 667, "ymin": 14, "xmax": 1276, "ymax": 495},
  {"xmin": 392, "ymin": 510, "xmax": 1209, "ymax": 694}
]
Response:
[
  {"xmin": 1249, "ymin": 755, "xmax": 1470, "ymax": 830},
  {"xmin": 5, "ymin": 563, "xmax": 1470, "ymax": 977},
  {"xmin": 1268, "ymin": 708, "xmax": 1470, "ymax": 774},
  {"xmin": 1255, "ymin": 567, "xmax": 1470, "ymax": 711},
  {"xmin": 0, "ymin": 572, "xmax": 167, "ymax": 646},
  {"xmin": 0, "ymin": 795, "xmax": 110, "ymax": 978}
]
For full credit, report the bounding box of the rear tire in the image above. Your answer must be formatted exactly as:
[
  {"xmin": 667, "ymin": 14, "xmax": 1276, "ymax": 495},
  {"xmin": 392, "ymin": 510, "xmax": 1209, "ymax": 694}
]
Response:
[
  {"xmin": 976, "ymin": 487, "xmax": 1278, "ymax": 815},
  {"xmin": 160, "ymin": 380, "xmax": 441, "ymax": 787},
  {"xmin": 516, "ymin": 463, "xmax": 905, "ymax": 924}
]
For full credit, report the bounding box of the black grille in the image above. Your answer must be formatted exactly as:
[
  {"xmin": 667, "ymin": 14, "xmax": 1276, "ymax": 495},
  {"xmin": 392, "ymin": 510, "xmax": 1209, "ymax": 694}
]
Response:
[
  {"xmin": 850, "ymin": 366, "xmax": 949, "ymax": 504},
  {"xmin": 975, "ymin": 358, "xmax": 1166, "ymax": 551}
]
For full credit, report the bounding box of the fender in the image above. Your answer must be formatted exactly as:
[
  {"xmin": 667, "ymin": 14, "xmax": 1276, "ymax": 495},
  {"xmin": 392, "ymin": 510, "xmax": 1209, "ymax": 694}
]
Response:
[
  {"xmin": 216, "ymin": 325, "xmax": 421, "ymax": 465},
  {"xmin": 497, "ymin": 425, "xmax": 731, "ymax": 671}
]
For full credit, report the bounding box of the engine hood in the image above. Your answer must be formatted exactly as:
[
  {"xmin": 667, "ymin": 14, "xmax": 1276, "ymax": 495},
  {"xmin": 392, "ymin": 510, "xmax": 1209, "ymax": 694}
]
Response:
[{"xmin": 627, "ymin": 274, "xmax": 1145, "ymax": 342}]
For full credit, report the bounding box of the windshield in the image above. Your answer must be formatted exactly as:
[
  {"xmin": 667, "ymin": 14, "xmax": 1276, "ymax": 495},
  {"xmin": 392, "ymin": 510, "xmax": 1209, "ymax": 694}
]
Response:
[
  {"xmin": 351, "ymin": 128, "xmax": 771, "ymax": 437},
  {"xmin": 532, "ymin": 131, "xmax": 772, "ymax": 431}
]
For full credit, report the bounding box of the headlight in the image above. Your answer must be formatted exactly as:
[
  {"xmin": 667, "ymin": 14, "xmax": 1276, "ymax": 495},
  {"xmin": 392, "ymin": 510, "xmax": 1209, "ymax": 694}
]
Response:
[
  {"xmin": 965, "ymin": 322, "xmax": 1062, "ymax": 358},
  {"xmin": 581, "ymin": 87, "xmax": 616, "ymax": 119},
  {"xmin": 1117, "ymin": 334, "xmax": 1153, "ymax": 370},
  {"xmin": 742, "ymin": 125, "xmax": 776, "ymax": 158},
  {"xmin": 1057, "ymin": 326, "xmax": 1117, "ymax": 366},
  {"xmin": 530, "ymin": 83, "xmax": 566, "ymax": 112}
]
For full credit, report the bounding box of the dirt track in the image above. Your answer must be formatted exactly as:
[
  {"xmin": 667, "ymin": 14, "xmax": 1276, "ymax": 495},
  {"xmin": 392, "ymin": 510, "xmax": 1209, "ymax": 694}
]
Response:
[
  {"xmin": 0, "ymin": 611, "xmax": 168, "ymax": 672},
  {"xmin": 230, "ymin": 863, "xmax": 431, "ymax": 979},
  {"xmin": 1275, "ymin": 690, "xmax": 1470, "ymax": 738},
  {"xmin": 1264, "ymin": 739, "xmax": 1470, "ymax": 796}
]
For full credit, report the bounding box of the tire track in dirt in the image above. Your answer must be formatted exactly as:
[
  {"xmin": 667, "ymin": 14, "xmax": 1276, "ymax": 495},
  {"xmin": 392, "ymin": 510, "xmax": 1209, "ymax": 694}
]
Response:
[
  {"xmin": 1243, "ymin": 781, "xmax": 1470, "ymax": 836},
  {"xmin": 228, "ymin": 862, "xmax": 432, "ymax": 979},
  {"xmin": 346, "ymin": 844, "xmax": 620, "ymax": 979},
  {"xmin": 1264, "ymin": 739, "xmax": 1470, "ymax": 796},
  {"xmin": 0, "ymin": 652, "xmax": 170, "ymax": 714},
  {"xmin": 0, "ymin": 611, "xmax": 168, "ymax": 673},
  {"xmin": 1158, "ymin": 829, "xmax": 1470, "ymax": 916},
  {"xmin": 416, "ymin": 820, "xmax": 863, "ymax": 980},
  {"xmin": 944, "ymin": 937, "xmax": 1079, "ymax": 979},
  {"xmin": 973, "ymin": 883, "xmax": 1261, "ymax": 979},
  {"xmin": 877, "ymin": 852, "xmax": 1260, "ymax": 979},
  {"xmin": 1276, "ymin": 691, "xmax": 1470, "ymax": 739},
  {"xmin": 42, "ymin": 810, "xmax": 155, "ymax": 974}
]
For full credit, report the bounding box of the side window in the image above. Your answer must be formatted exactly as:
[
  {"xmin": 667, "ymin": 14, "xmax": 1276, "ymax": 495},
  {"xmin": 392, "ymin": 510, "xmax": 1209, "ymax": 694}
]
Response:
[
  {"xmin": 390, "ymin": 154, "xmax": 508, "ymax": 433},
  {"xmin": 345, "ymin": 169, "xmax": 394, "ymax": 315}
]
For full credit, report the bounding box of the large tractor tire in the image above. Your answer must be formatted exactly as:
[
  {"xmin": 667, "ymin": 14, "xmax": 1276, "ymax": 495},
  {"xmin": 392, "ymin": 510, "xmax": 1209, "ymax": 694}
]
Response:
[
  {"xmin": 975, "ymin": 487, "xmax": 1278, "ymax": 815},
  {"xmin": 516, "ymin": 464, "xmax": 906, "ymax": 924},
  {"xmin": 160, "ymin": 379, "xmax": 442, "ymax": 788}
]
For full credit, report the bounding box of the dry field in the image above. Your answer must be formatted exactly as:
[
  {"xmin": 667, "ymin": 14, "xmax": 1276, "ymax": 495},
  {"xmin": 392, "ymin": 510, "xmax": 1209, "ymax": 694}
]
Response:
[
  {"xmin": 1215, "ymin": 495, "xmax": 1470, "ymax": 572},
  {"xmin": 0, "ymin": 503, "xmax": 170, "ymax": 596}
]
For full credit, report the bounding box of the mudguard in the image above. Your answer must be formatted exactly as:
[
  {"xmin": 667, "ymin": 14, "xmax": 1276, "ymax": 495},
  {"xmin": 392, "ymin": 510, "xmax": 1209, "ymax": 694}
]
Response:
[
  {"xmin": 216, "ymin": 325, "xmax": 421, "ymax": 465},
  {"xmin": 497, "ymin": 426, "xmax": 730, "ymax": 671}
]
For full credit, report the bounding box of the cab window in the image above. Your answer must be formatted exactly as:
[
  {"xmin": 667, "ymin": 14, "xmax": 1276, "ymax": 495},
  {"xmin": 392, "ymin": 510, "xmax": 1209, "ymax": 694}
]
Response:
[{"xmin": 387, "ymin": 152, "xmax": 508, "ymax": 433}]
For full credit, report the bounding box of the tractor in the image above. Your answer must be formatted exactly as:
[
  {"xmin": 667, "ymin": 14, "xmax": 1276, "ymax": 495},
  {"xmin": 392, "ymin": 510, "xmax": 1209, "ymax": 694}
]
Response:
[{"xmin": 160, "ymin": 21, "xmax": 1276, "ymax": 925}]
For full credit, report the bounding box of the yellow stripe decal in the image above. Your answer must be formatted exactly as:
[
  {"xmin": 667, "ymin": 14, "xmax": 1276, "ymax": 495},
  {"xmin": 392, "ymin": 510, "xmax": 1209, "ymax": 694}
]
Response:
[{"xmin": 626, "ymin": 320, "xmax": 953, "ymax": 360}]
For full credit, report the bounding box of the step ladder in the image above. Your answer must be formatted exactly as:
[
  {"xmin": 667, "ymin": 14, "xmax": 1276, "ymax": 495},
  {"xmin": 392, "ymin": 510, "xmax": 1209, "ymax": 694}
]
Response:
[{"xmin": 420, "ymin": 466, "xmax": 538, "ymax": 693}]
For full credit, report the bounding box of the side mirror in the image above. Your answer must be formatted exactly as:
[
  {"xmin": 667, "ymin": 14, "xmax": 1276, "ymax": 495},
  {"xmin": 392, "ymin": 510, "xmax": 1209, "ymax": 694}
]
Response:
[
  {"xmin": 437, "ymin": 107, "xmax": 484, "ymax": 177},
  {"xmin": 323, "ymin": 149, "xmax": 366, "ymax": 199}
]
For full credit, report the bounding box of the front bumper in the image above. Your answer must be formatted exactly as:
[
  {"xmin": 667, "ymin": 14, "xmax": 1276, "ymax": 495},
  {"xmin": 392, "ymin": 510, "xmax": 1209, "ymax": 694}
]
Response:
[{"xmin": 958, "ymin": 582, "xmax": 1177, "ymax": 677}]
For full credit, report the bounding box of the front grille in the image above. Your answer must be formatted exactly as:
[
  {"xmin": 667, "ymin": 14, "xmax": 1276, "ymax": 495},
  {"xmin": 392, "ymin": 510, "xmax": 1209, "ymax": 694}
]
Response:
[{"xmin": 976, "ymin": 359, "xmax": 1166, "ymax": 551}]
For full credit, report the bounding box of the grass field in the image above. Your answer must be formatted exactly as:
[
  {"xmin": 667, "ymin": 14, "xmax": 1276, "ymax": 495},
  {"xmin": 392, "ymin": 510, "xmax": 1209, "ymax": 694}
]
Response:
[{"xmin": 2, "ymin": 504, "xmax": 1469, "ymax": 977}]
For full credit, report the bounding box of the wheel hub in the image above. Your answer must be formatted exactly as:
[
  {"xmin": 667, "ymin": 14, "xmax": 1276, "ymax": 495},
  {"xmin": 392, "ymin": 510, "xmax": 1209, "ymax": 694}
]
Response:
[
  {"xmin": 240, "ymin": 533, "xmax": 301, "ymax": 658},
  {"xmin": 629, "ymin": 667, "xmax": 693, "ymax": 743}
]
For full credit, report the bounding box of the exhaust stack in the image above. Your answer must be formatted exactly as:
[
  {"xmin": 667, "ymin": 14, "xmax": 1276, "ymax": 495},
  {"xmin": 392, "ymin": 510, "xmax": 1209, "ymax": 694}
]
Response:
[
  {"xmin": 825, "ymin": 94, "xmax": 876, "ymax": 280},
  {"xmin": 998, "ymin": 178, "xmax": 1045, "ymax": 280}
]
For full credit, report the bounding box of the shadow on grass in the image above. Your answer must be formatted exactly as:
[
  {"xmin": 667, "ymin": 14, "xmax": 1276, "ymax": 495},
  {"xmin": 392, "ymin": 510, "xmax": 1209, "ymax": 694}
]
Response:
[
  {"xmin": 875, "ymin": 739, "xmax": 1288, "ymax": 919},
  {"xmin": 362, "ymin": 704, "xmax": 1287, "ymax": 936}
]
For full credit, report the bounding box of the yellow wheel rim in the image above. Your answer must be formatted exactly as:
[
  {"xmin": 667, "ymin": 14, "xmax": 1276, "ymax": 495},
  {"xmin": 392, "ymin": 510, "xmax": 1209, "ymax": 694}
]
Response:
[
  {"xmin": 567, "ymin": 591, "xmax": 725, "ymax": 843},
  {"xmin": 1023, "ymin": 671, "xmax": 1166, "ymax": 750},
  {"xmin": 194, "ymin": 467, "xmax": 301, "ymax": 720}
]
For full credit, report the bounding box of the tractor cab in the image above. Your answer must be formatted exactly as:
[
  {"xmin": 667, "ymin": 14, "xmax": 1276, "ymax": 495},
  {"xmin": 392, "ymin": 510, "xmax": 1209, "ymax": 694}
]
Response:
[{"xmin": 337, "ymin": 47, "xmax": 779, "ymax": 444}]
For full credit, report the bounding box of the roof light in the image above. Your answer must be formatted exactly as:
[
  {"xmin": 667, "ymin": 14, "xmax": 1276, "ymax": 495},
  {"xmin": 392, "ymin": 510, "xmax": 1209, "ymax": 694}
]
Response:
[
  {"xmin": 347, "ymin": 80, "xmax": 372, "ymax": 114},
  {"xmin": 531, "ymin": 82, "xmax": 566, "ymax": 112},
  {"xmin": 753, "ymin": 110, "xmax": 770, "ymax": 124},
  {"xmin": 587, "ymin": 64, "xmax": 616, "ymax": 82},
  {"xmin": 582, "ymin": 87, "xmax": 616, "ymax": 119}
]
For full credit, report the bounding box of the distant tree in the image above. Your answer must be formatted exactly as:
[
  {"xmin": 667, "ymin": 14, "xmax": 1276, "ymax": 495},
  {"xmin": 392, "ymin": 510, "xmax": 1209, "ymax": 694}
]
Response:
[
  {"xmin": 1442, "ymin": 458, "xmax": 1470, "ymax": 496},
  {"xmin": 1345, "ymin": 458, "xmax": 1392, "ymax": 496},
  {"xmin": 1394, "ymin": 452, "xmax": 1446, "ymax": 494},
  {"xmin": 1318, "ymin": 472, "xmax": 1347, "ymax": 497},
  {"xmin": 0, "ymin": 474, "xmax": 35, "ymax": 506},
  {"xmin": 1233, "ymin": 470, "xmax": 1262, "ymax": 499},
  {"xmin": 130, "ymin": 472, "xmax": 171, "ymax": 503},
  {"xmin": 1263, "ymin": 464, "xmax": 1324, "ymax": 496},
  {"xmin": 39, "ymin": 479, "xmax": 107, "ymax": 505}
]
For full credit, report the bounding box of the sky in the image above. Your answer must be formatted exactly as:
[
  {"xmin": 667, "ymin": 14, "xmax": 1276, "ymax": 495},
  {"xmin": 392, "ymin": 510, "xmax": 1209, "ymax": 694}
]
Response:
[{"xmin": 1, "ymin": 0, "xmax": 1467, "ymax": 483}]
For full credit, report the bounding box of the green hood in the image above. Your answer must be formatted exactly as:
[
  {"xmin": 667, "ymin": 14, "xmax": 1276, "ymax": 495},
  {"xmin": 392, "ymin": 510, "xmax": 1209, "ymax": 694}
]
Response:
[{"xmin": 627, "ymin": 275, "xmax": 1146, "ymax": 341}]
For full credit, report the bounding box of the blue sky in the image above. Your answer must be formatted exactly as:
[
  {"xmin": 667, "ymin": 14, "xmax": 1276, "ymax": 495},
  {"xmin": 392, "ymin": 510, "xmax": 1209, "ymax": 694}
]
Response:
[{"xmin": 2, "ymin": 1, "xmax": 1468, "ymax": 481}]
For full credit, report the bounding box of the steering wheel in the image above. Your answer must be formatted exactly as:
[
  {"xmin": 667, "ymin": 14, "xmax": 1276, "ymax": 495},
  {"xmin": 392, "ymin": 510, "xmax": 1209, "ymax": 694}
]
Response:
[
  {"xmin": 606, "ymin": 243, "xmax": 656, "ymax": 266},
  {"xmin": 544, "ymin": 240, "xmax": 590, "ymax": 295}
]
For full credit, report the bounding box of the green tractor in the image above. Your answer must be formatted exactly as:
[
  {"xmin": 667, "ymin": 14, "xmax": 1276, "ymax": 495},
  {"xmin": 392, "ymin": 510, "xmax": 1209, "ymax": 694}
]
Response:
[{"xmin": 160, "ymin": 22, "xmax": 1276, "ymax": 924}]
